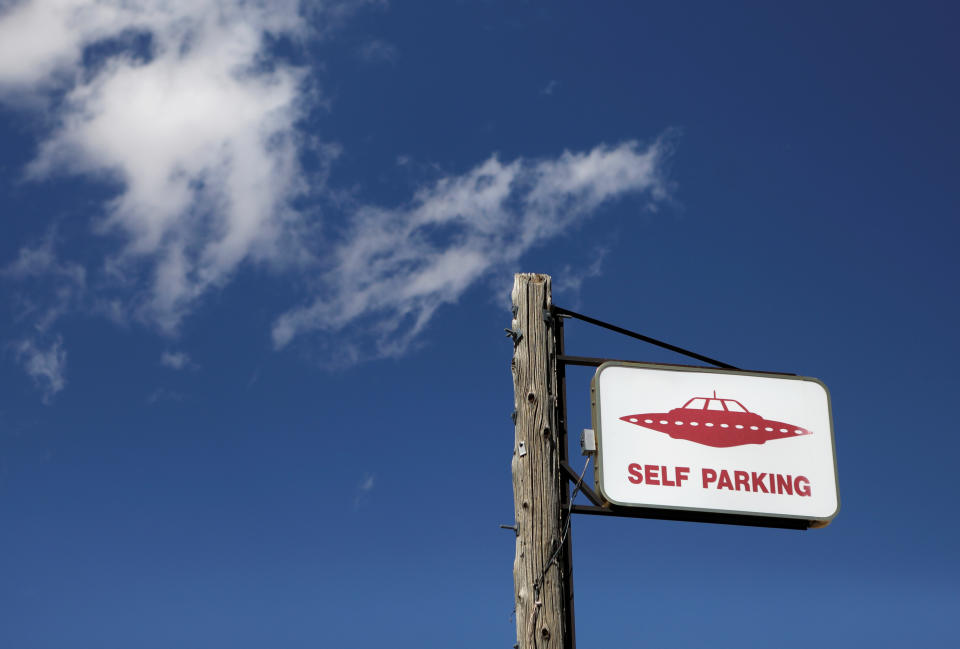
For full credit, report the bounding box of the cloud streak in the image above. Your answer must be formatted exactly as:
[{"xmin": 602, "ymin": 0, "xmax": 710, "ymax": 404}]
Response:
[
  {"xmin": 3, "ymin": 233, "xmax": 87, "ymax": 402},
  {"xmin": 15, "ymin": 336, "xmax": 67, "ymax": 403},
  {"xmin": 358, "ymin": 38, "xmax": 398, "ymax": 64},
  {"xmin": 272, "ymin": 138, "xmax": 670, "ymax": 359},
  {"xmin": 160, "ymin": 350, "xmax": 194, "ymax": 370},
  {"xmin": 354, "ymin": 472, "xmax": 375, "ymax": 509}
]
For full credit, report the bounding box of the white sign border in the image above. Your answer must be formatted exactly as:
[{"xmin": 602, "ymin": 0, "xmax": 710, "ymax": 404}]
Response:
[{"xmin": 590, "ymin": 361, "xmax": 841, "ymax": 527}]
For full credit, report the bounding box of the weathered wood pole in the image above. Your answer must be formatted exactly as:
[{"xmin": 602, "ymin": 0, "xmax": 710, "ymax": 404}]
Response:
[{"xmin": 510, "ymin": 273, "xmax": 567, "ymax": 649}]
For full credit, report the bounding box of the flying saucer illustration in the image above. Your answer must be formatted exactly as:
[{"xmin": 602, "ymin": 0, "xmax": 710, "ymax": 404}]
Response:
[{"xmin": 619, "ymin": 391, "xmax": 812, "ymax": 448}]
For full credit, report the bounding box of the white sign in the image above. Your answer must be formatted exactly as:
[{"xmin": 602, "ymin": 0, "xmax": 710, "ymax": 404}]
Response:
[{"xmin": 591, "ymin": 362, "xmax": 840, "ymax": 526}]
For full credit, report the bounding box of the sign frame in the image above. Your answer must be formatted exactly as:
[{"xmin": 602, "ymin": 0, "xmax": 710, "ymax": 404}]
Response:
[{"xmin": 590, "ymin": 360, "xmax": 841, "ymax": 527}]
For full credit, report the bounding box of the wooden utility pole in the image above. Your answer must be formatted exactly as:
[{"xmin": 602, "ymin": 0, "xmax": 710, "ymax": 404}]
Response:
[{"xmin": 510, "ymin": 273, "xmax": 568, "ymax": 649}]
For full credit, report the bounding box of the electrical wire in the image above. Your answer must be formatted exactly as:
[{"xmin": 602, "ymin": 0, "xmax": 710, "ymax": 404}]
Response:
[{"xmin": 535, "ymin": 455, "xmax": 590, "ymax": 594}]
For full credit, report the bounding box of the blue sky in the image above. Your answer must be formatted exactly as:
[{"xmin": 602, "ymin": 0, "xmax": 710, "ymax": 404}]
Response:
[{"xmin": 1, "ymin": 1, "xmax": 958, "ymax": 647}]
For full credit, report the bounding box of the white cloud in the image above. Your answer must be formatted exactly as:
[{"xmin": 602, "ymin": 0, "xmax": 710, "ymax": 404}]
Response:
[
  {"xmin": 0, "ymin": 1, "xmax": 674, "ymax": 382},
  {"xmin": 1, "ymin": 0, "xmax": 312, "ymax": 333},
  {"xmin": 541, "ymin": 80, "xmax": 559, "ymax": 96},
  {"xmin": 15, "ymin": 336, "xmax": 67, "ymax": 403},
  {"xmin": 0, "ymin": 1, "xmax": 307, "ymax": 90},
  {"xmin": 159, "ymin": 350, "xmax": 193, "ymax": 370},
  {"xmin": 272, "ymin": 138, "xmax": 670, "ymax": 359}
]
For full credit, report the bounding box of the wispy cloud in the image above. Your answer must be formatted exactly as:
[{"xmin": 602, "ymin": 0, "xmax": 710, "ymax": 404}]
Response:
[
  {"xmin": 541, "ymin": 80, "xmax": 559, "ymax": 96},
  {"xmin": 554, "ymin": 246, "xmax": 609, "ymax": 307},
  {"xmin": 3, "ymin": 233, "xmax": 86, "ymax": 287},
  {"xmin": 2, "ymin": 232, "xmax": 86, "ymax": 330},
  {"xmin": 357, "ymin": 38, "xmax": 398, "ymax": 65},
  {"xmin": 272, "ymin": 138, "xmax": 671, "ymax": 360},
  {"xmin": 159, "ymin": 350, "xmax": 194, "ymax": 370},
  {"xmin": 3, "ymin": 233, "xmax": 86, "ymax": 401},
  {"xmin": 354, "ymin": 472, "xmax": 375, "ymax": 509},
  {"xmin": 15, "ymin": 336, "xmax": 67, "ymax": 404},
  {"xmin": 146, "ymin": 387, "xmax": 185, "ymax": 404}
]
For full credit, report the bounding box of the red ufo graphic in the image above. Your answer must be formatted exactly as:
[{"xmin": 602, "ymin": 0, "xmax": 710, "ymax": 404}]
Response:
[{"xmin": 620, "ymin": 392, "xmax": 812, "ymax": 448}]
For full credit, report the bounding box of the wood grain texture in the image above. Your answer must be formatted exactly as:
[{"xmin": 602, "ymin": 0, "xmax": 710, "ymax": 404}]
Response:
[{"xmin": 511, "ymin": 273, "xmax": 566, "ymax": 649}]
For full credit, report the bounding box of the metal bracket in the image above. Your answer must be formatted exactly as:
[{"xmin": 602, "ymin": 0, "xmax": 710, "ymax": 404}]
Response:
[
  {"xmin": 560, "ymin": 461, "xmax": 604, "ymax": 507},
  {"xmin": 569, "ymin": 504, "xmax": 810, "ymax": 529},
  {"xmin": 552, "ymin": 305, "xmax": 738, "ymax": 369}
]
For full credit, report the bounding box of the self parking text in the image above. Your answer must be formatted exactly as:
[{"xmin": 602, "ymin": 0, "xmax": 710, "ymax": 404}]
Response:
[{"xmin": 626, "ymin": 463, "xmax": 811, "ymax": 497}]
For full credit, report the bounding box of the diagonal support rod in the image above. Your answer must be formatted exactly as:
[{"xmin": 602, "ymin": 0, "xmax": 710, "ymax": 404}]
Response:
[
  {"xmin": 552, "ymin": 305, "xmax": 738, "ymax": 370},
  {"xmin": 560, "ymin": 461, "xmax": 604, "ymax": 508}
]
